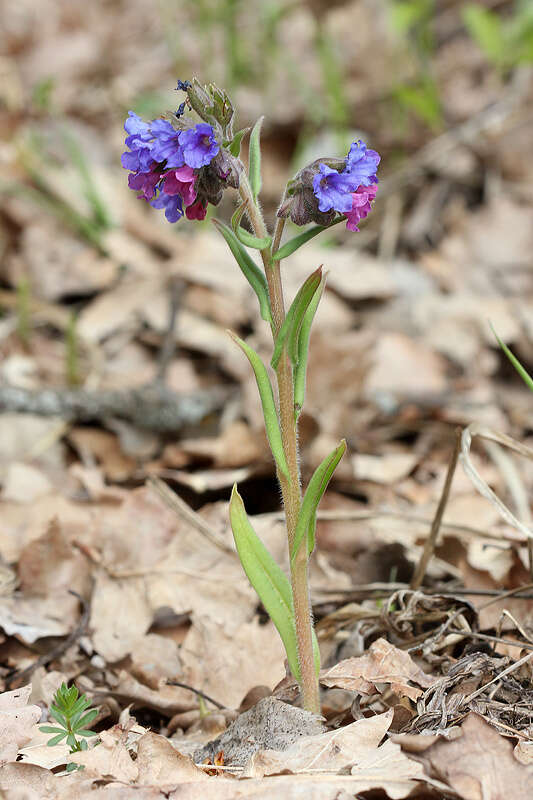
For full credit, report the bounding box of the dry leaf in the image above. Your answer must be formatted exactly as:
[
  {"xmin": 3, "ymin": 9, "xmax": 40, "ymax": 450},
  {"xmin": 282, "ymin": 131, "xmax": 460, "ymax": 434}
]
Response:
[
  {"xmin": 352, "ymin": 453, "xmax": 418, "ymax": 485},
  {"xmin": 415, "ymin": 712, "xmax": 533, "ymax": 800},
  {"xmin": 70, "ymin": 727, "xmax": 138, "ymax": 781},
  {"xmin": 245, "ymin": 708, "xmax": 425, "ymax": 798},
  {"xmin": 136, "ymin": 732, "xmax": 208, "ymax": 785},
  {"xmin": 320, "ymin": 638, "xmax": 437, "ymax": 700},
  {"xmin": 0, "ymin": 685, "xmax": 41, "ymax": 766}
]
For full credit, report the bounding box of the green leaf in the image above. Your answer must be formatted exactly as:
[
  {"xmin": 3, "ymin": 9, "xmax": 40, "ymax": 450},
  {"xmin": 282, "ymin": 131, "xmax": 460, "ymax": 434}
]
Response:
[
  {"xmin": 492, "ymin": 325, "xmax": 533, "ymax": 392},
  {"xmin": 78, "ymin": 729, "xmax": 98, "ymax": 737},
  {"xmin": 47, "ymin": 732, "xmax": 68, "ymax": 747},
  {"xmin": 229, "ymin": 485, "xmax": 300, "ymax": 679},
  {"xmin": 231, "ymin": 203, "xmax": 271, "ymax": 250},
  {"xmin": 227, "ymin": 126, "xmax": 250, "ymax": 157},
  {"xmin": 248, "ymin": 116, "xmax": 263, "ymax": 201},
  {"xmin": 229, "ymin": 333, "xmax": 289, "ymax": 480},
  {"xmin": 39, "ymin": 726, "xmax": 65, "ymax": 735},
  {"xmin": 291, "ymin": 440, "xmax": 346, "ymax": 563},
  {"xmin": 294, "ymin": 271, "xmax": 326, "ymax": 419},
  {"xmin": 271, "ymin": 268, "xmax": 322, "ymax": 371},
  {"xmin": 463, "ymin": 5, "xmax": 506, "ymax": 65},
  {"xmin": 272, "ymin": 217, "xmax": 343, "ymax": 261},
  {"xmin": 50, "ymin": 708, "xmax": 68, "ymax": 728},
  {"xmin": 66, "ymin": 762, "xmax": 80, "ymax": 771},
  {"xmin": 75, "ymin": 709, "xmax": 98, "ymax": 730},
  {"xmin": 212, "ymin": 219, "xmax": 273, "ymax": 326}
]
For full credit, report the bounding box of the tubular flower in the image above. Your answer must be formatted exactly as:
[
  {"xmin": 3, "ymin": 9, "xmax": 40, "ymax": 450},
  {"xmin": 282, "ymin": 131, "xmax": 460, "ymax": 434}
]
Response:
[
  {"xmin": 279, "ymin": 139, "xmax": 380, "ymax": 231},
  {"xmin": 122, "ymin": 112, "xmax": 225, "ymax": 223}
]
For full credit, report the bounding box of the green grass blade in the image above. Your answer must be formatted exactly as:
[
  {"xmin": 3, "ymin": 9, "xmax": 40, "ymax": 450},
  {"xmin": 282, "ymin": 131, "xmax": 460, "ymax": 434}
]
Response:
[{"xmin": 492, "ymin": 325, "xmax": 533, "ymax": 392}]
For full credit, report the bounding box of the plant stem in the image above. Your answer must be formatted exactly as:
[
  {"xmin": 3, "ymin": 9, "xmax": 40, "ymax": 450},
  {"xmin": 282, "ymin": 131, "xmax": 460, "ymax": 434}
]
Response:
[{"xmin": 238, "ymin": 176, "xmax": 320, "ymax": 713}]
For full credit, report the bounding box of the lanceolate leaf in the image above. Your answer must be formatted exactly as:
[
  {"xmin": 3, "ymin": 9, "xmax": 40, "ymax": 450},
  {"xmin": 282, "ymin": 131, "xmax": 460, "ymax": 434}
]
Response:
[
  {"xmin": 231, "ymin": 203, "xmax": 271, "ymax": 250},
  {"xmin": 291, "ymin": 440, "xmax": 347, "ymax": 563},
  {"xmin": 492, "ymin": 325, "xmax": 533, "ymax": 392},
  {"xmin": 227, "ymin": 126, "xmax": 251, "ymax": 157},
  {"xmin": 271, "ymin": 267, "xmax": 322, "ymax": 371},
  {"xmin": 229, "ymin": 332, "xmax": 290, "ymax": 480},
  {"xmin": 272, "ymin": 217, "xmax": 343, "ymax": 261},
  {"xmin": 213, "ymin": 219, "xmax": 273, "ymax": 326},
  {"xmin": 229, "ymin": 485, "xmax": 300, "ymax": 679},
  {"xmin": 293, "ymin": 271, "xmax": 326, "ymax": 418},
  {"xmin": 248, "ymin": 116, "xmax": 264, "ymax": 201}
]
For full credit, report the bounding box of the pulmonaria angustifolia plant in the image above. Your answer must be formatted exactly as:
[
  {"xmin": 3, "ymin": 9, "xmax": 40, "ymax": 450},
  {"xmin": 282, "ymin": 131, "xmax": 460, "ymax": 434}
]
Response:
[{"xmin": 122, "ymin": 79, "xmax": 380, "ymax": 713}]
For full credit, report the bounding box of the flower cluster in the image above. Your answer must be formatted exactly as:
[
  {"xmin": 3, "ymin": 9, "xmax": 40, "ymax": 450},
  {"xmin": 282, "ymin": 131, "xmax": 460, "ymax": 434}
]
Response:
[
  {"xmin": 122, "ymin": 111, "xmax": 232, "ymax": 223},
  {"xmin": 278, "ymin": 139, "xmax": 380, "ymax": 231}
]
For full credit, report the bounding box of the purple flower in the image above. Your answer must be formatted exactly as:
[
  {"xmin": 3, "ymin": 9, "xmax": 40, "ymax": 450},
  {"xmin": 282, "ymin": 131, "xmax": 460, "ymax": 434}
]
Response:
[
  {"xmin": 345, "ymin": 140, "xmax": 380, "ymax": 186},
  {"xmin": 180, "ymin": 123, "xmax": 219, "ymax": 169},
  {"xmin": 149, "ymin": 119, "xmax": 185, "ymax": 168},
  {"xmin": 312, "ymin": 164, "xmax": 360, "ymax": 213},
  {"xmin": 127, "ymin": 168, "xmax": 161, "ymax": 200},
  {"xmin": 150, "ymin": 191, "xmax": 184, "ymax": 223},
  {"xmin": 162, "ymin": 165, "xmax": 197, "ymax": 207},
  {"xmin": 311, "ymin": 138, "xmax": 380, "ymax": 227},
  {"xmin": 345, "ymin": 184, "xmax": 378, "ymax": 231}
]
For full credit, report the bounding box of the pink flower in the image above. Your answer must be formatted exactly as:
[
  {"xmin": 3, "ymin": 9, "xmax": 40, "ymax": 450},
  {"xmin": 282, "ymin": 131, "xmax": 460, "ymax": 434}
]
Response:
[
  {"xmin": 185, "ymin": 200, "xmax": 207, "ymax": 220},
  {"xmin": 345, "ymin": 184, "xmax": 378, "ymax": 231},
  {"xmin": 163, "ymin": 165, "xmax": 197, "ymax": 207}
]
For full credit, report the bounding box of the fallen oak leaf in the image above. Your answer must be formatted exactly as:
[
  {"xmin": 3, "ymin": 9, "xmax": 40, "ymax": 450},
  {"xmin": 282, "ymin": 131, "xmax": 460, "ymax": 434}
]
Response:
[
  {"xmin": 319, "ymin": 638, "xmax": 438, "ymax": 700},
  {"xmin": 0, "ymin": 685, "xmax": 41, "ymax": 766},
  {"xmin": 244, "ymin": 708, "xmax": 426, "ymax": 799}
]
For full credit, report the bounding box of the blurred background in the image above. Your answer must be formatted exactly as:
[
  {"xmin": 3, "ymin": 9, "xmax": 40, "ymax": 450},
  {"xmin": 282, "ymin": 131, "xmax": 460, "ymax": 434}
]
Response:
[
  {"xmin": 1, "ymin": 0, "xmax": 533, "ymax": 579},
  {"xmin": 2, "ymin": 0, "xmax": 533, "ymax": 743}
]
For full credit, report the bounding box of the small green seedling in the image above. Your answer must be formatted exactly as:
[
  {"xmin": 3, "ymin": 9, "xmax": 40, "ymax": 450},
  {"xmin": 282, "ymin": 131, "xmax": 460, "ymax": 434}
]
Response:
[{"xmin": 40, "ymin": 683, "xmax": 98, "ymax": 770}]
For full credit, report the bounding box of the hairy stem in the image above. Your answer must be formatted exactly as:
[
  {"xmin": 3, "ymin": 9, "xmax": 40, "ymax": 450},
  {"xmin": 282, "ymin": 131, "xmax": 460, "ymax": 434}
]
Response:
[{"xmin": 238, "ymin": 176, "xmax": 320, "ymax": 713}]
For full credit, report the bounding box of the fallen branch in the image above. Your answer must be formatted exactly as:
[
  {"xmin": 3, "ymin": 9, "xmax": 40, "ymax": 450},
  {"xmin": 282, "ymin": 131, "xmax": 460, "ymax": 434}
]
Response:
[{"xmin": 0, "ymin": 383, "xmax": 229, "ymax": 432}]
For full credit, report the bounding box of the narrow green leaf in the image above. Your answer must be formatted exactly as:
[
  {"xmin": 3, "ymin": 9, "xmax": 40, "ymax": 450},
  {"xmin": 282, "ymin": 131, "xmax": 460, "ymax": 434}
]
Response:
[
  {"xmin": 229, "ymin": 333, "xmax": 289, "ymax": 479},
  {"xmin": 271, "ymin": 268, "xmax": 322, "ymax": 371},
  {"xmin": 47, "ymin": 733, "xmax": 68, "ymax": 747},
  {"xmin": 50, "ymin": 708, "xmax": 68, "ymax": 728},
  {"xmin": 75, "ymin": 709, "xmax": 98, "ymax": 730},
  {"xmin": 66, "ymin": 732, "xmax": 78, "ymax": 750},
  {"xmin": 78, "ymin": 729, "xmax": 98, "ymax": 737},
  {"xmin": 272, "ymin": 217, "xmax": 343, "ymax": 261},
  {"xmin": 230, "ymin": 485, "xmax": 300, "ymax": 679},
  {"xmin": 39, "ymin": 726, "xmax": 65, "ymax": 735},
  {"xmin": 212, "ymin": 219, "xmax": 273, "ymax": 326},
  {"xmin": 227, "ymin": 126, "xmax": 251, "ymax": 157},
  {"xmin": 291, "ymin": 440, "xmax": 347, "ymax": 563},
  {"xmin": 492, "ymin": 325, "xmax": 533, "ymax": 392},
  {"xmin": 231, "ymin": 203, "xmax": 271, "ymax": 250},
  {"xmin": 294, "ymin": 272, "xmax": 326, "ymax": 419},
  {"xmin": 248, "ymin": 116, "xmax": 264, "ymax": 201}
]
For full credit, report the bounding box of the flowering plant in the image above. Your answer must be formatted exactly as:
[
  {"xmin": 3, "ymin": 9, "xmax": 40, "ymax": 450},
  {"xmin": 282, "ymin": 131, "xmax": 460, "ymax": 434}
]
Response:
[{"xmin": 122, "ymin": 79, "xmax": 380, "ymax": 712}]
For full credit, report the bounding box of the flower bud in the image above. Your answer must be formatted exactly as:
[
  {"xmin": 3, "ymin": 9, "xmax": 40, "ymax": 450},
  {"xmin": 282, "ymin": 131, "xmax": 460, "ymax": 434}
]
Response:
[{"xmin": 186, "ymin": 79, "xmax": 234, "ymax": 138}]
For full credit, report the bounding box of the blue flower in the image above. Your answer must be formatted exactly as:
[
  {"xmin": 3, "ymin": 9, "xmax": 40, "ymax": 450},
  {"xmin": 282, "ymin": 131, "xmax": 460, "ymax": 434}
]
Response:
[
  {"xmin": 312, "ymin": 164, "xmax": 360, "ymax": 213},
  {"xmin": 344, "ymin": 140, "xmax": 380, "ymax": 186},
  {"xmin": 150, "ymin": 191, "xmax": 184, "ymax": 223},
  {"xmin": 121, "ymin": 112, "xmax": 153, "ymax": 172},
  {"xmin": 149, "ymin": 119, "xmax": 185, "ymax": 168},
  {"xmin": 180, "ymin": 123, "xmax": 219, "ymax": 169}
]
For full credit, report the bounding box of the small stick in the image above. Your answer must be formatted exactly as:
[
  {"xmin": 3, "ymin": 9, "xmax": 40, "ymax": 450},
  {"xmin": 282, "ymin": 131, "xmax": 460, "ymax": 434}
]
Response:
[
  {"xmin": 410, "ymin": 428, "xmax": 462, "ymax": 590},
  {"xmin": 165, "ymin": 680, "xmax": 226, "ymax": 709},
  {"xmin": 463, "ymin": 651, "xmax": 533, "ymax": 704},
  {"xmin": 147, "ymin": 476, "xmax": 236, "ymax": 555}
]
